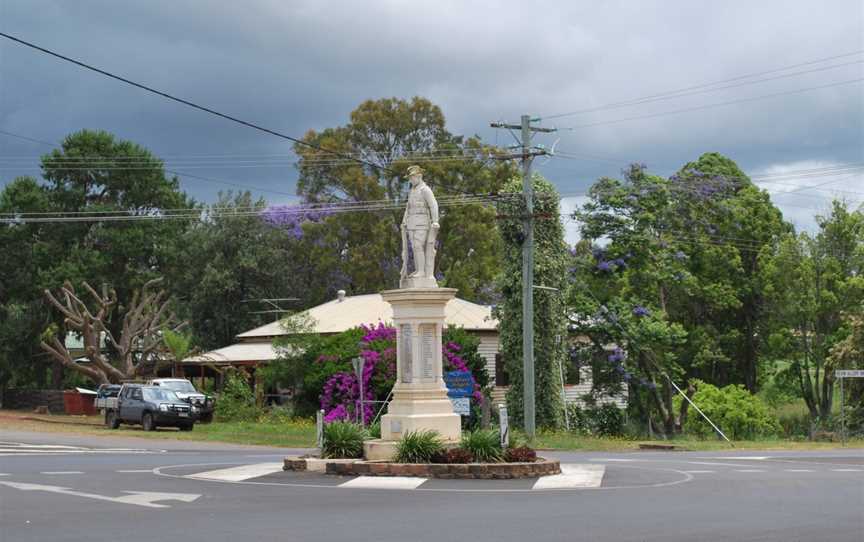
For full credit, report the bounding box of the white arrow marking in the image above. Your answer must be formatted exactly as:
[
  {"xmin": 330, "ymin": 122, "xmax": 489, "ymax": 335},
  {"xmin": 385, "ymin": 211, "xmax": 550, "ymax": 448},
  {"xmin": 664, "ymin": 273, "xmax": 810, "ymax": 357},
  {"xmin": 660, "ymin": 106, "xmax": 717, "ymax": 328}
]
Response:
[{"xmin": 0, "ymin": 481, "xmax": 200, "ymax": 509}]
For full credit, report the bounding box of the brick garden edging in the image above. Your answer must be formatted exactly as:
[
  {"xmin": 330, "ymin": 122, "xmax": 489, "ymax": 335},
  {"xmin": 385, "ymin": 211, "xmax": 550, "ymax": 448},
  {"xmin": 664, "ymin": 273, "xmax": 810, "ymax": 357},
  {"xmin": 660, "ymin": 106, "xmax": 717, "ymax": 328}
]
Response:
[{"xmin": 284, "ymin": 456, "xmax": 560, "ymax": 479}]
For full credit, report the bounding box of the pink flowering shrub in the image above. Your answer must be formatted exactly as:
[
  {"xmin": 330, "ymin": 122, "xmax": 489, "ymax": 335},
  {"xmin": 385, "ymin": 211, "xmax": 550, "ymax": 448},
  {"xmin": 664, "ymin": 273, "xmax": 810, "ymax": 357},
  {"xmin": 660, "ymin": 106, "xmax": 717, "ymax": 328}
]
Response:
[{"xmin": 320, "ymin": 323, "xmax": 488, "ymax": 425}]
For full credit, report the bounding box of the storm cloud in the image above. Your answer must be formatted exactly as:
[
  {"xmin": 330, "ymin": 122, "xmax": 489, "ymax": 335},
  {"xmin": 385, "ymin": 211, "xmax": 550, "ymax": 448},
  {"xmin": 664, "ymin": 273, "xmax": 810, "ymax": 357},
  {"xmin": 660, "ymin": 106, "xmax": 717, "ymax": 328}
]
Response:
[{"xmin": 1, "ymin": 0, "xmax": 862, "ymax": 241}]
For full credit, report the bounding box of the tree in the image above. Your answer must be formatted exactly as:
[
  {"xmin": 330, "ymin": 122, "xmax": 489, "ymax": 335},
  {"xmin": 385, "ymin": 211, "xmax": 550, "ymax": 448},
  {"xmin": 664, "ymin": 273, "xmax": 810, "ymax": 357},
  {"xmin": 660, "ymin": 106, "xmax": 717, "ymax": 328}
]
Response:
[
  {"xmin": 1, "ymin": 130, "xmax": 193, "ymax": 388},
  {"xmin": 496, "ymin": 173, "xmax": 568, "ymax": 429},
  {"xmin": 761, "ymin": 201, "xmax": 864, "ymax": 423},
  {"xmin": 167, "ymin": 192, "xmax": 302, "ymax": 350},
  {"xmin": 293, "ymin": 97, "xmax": 515, "ymax": 301},
  {"xmin": 40, "ymin": 279, "xmax": 185, "ymax": 384},
  {"xmin": 162, "ymin": 328, "xmax": 193, "ymax": 377},
  {"xmin": 570, "ymin": 155, "xmax": 789, "ymax": 434}
]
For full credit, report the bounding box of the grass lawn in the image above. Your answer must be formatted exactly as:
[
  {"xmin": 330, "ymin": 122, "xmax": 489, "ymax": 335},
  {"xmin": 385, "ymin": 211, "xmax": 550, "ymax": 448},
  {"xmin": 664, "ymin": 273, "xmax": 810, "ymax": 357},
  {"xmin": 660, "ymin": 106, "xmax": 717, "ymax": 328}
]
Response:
[
  {"xmin": 0, "ymin": 411, "xmax": 317, "ymax": 448},
  {"xmin": 2, "ymin": 410, "xmax": 862, "ymax": 451}
]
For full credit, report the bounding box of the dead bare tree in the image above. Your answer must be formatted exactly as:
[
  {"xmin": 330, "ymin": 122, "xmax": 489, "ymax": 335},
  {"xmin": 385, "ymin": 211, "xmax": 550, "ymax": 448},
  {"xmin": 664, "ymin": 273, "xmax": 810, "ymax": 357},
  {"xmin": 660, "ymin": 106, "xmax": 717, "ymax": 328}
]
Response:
[{"xmin": 40, "ymin": 279, "xmax": 186, "ymax": 384}]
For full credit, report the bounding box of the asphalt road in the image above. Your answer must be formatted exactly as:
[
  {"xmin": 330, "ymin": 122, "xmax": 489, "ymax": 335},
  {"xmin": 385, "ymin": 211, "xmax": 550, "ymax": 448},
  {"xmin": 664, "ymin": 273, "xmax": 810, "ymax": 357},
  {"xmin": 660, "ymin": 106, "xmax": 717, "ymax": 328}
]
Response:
[{"xmin": 1, "ymin": 428, "xmax": 862, "ymax": 542}]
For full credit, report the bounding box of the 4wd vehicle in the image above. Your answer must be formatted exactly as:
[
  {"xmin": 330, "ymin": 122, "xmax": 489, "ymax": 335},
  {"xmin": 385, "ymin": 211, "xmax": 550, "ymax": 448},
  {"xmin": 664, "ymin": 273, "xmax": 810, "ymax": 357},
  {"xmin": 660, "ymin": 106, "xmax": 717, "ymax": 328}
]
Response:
[
  {"xmin": 105, "ymin": 384, "xmax": 195, "ymax": 431},
  {"xmin": 94, "ymin": 383, "xmax": 122, "ymax": 410},
  {"xmin": 148, "ymin": 378, "xmax": 215, "ymax": 423}
]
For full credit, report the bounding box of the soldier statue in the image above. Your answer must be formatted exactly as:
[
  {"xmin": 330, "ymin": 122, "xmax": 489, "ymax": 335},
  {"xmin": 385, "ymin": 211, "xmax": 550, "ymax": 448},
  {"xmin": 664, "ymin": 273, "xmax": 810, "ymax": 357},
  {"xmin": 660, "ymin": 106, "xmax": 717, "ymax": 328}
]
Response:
[{"xmin": 400, "ymin": 165, "xmax": 439, "ymax": 288}]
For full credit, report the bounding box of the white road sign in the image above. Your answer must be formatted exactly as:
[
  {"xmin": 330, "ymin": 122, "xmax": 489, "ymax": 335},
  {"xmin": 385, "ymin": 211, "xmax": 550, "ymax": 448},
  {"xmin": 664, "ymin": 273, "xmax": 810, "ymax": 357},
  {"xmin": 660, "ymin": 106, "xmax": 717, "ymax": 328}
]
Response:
[{"xmin": 836, "ymin": 370, "xmax": 864, "ymax": 378}]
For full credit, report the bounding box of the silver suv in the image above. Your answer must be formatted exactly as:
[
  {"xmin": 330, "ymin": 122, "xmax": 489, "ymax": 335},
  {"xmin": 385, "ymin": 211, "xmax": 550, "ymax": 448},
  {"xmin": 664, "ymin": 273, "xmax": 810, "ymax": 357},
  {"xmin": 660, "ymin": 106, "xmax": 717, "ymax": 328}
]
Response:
[{"xmin": 148, "ymin": 378, "xmax": 215, "ymax": 423}]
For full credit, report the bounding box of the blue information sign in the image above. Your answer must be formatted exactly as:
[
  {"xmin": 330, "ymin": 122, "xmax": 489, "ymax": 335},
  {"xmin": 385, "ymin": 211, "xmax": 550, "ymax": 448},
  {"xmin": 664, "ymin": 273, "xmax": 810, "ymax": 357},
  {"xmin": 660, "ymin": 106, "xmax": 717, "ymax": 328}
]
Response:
[{"xmin": 444, "ymin": 370, "xmax": 474, "ymax": 398}]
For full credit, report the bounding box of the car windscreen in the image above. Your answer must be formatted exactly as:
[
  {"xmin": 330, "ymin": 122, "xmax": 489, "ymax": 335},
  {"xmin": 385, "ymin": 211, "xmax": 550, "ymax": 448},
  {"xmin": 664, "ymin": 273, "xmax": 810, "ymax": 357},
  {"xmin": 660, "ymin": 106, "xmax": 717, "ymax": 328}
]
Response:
[
  {"xmin": 143, "ymin": 388, "xmax": 180, "ymax": 402},
  {"xmin": 159, "ymin": 381, "xmax": 196, "ymax": 392}
]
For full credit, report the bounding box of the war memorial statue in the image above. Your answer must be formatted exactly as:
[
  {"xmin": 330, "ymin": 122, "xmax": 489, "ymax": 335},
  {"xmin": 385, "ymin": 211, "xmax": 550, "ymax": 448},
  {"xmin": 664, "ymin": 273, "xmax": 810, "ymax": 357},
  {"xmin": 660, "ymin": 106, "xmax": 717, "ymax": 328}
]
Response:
[{"xmin": 400, "ymin": 165, "xmax": 439, "ymax": 289}]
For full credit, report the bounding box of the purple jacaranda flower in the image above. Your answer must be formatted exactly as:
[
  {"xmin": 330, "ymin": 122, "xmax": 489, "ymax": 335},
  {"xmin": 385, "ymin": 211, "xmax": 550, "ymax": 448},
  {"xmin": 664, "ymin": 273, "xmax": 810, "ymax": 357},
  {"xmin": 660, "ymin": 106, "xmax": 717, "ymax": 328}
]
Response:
[
  {"xmin": 261, "ymin": 204, "xmax": 334, "ymax": 239},
  {"xmin": 632, "ymin": 306, "xmax": 650, "ymax": 317},
  {"xmin": 674, "ymin": 251, "xmax": 687, "ymax": 261},
  {"xmin": 608, "ymin": 348, "xmax": 625, "ymax": 363},
  {"xmin": 597, "ymin": 261, "xmax": 613, "ymax": 272}
]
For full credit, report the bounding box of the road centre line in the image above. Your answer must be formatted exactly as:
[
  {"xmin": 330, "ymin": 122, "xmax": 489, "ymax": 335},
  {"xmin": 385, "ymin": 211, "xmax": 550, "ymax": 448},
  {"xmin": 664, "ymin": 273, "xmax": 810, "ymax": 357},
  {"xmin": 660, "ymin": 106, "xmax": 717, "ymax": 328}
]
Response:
[
  {"xmin": 116, "ymin": 470, "xmax": 154, "ymax": 473},
  {"xmin": 830, "ymin": 469, "xmax": 863, "ymax": 472},
  {"xmin": 682, "ymin": 470, "xmax": 715, "ymax": 474},
  {"xmin": 41, "ymin": 471, "xmax": 84, "ymax": 475},
  {"xmin": 734, "ymin": 469, "xmax": 765, "ymax": 473},
  {"xmin": 784, "ymin": 469, "xmax": 814, "ymax": 472}
]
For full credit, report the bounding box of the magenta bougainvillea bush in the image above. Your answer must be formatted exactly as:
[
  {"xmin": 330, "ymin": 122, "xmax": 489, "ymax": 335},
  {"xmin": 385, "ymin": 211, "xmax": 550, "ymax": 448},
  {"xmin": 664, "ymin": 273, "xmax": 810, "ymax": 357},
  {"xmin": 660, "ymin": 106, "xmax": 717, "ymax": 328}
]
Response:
[{"xmin": 320, "ymin": 323, "xmax": 485, "ymax": 423}]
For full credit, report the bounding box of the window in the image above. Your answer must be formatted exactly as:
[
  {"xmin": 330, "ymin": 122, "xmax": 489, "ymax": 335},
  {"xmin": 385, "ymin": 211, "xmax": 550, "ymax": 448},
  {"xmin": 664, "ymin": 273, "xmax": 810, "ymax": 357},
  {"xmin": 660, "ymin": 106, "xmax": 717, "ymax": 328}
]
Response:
[
  {"xmin": 495, "ymin": 353, "xmax": 509, "ymax": 386},
  {"xmin": 131, "ymin": 389, "xmax": 143, "ymax": 401}
]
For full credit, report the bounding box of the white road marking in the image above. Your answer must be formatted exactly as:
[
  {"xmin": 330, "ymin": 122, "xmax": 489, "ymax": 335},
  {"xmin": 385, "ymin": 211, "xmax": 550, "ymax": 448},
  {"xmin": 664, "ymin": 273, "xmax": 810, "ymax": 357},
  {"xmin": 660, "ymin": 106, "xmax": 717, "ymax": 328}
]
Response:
[
  {"xmin": 686, "ymin": 461, "xmax": 756, "ymax": 468},
  {"xmin": 784, "ymin": 469, "xmax": 814, "ymax": 472},
  {"xmin": 735, "ymin": 469, "xmax": 765, "ymax": 473},
  {"xmin": 831, "ymin": 469, "xmax": 863, "ymax": 472},
  {"xmin": 590, "ymin": 458, "xmax": 633, "ymax": 462},
  {"xmin": 682, "ymin": 470, "xmax": 715, "ymax": 474},
  {"xmin": 115, "ymin": 470, "xmax": 154, "ymax": 473},
  {"xmin": 0, "ymin": 442, "xmax": 156, "ymax": 456},
  {"xmin": 0, "ymin": 481, "xmax": 199, "ymax": 509},
  {"xmin": 185, "ymin": 462, "xmax": 284, "ymax": 482},
  {"xmin": 0, "ymin": 473, "xmax": 9, "ymax": 476},
  {"xmin": 532, "ymin": 464, "xmax": 605, "ymax": 490},
  {"xmin": 708, "ymin": 456, "xmax": 770, "ymax": 461},
  {"xmin": 339, "ymin": 476, "xmax": 428, "ymax": 490},
  {"xmin": 41, "ymin": 471, "xmax": 84, "ymax": 475}
]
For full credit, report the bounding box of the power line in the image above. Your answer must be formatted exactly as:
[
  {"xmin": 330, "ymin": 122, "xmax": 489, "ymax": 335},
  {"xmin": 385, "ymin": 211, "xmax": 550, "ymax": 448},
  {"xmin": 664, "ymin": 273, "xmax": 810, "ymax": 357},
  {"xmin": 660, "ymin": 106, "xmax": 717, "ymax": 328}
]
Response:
[
  {"xmin": 542, "ymin": 49, "xmax": 864, "ymax": 120},
  {"xmin": 0, "ymin": 129, "xmax": 300, "ymax": 197},
  {"xmin": 555, "ymin": 78, "xmax": 864, "ymax": 130},
  {"xmin": 0, "ymin": 31, "xmax": 390, "ymax": 175}
]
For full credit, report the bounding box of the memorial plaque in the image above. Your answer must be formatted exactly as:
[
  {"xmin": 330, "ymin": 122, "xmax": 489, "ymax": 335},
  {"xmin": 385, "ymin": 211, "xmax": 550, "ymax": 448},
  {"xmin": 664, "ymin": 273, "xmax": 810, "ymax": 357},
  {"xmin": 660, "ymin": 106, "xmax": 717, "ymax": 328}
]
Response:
[
  {"xmin": 400, "ymin": 324, "xmax": 413, "ymax": 383},
  {"xmin": 421, "ymin": 324, "xmax": 435, "ymax": 379}
]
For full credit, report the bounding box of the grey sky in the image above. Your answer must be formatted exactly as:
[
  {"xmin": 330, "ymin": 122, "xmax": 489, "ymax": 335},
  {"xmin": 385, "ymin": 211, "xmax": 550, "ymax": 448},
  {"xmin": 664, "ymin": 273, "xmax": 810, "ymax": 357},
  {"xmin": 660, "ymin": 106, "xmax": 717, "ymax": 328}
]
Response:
[{"xmin": 1, "ymin": 0, "xmax": 862, "ymax": 242}]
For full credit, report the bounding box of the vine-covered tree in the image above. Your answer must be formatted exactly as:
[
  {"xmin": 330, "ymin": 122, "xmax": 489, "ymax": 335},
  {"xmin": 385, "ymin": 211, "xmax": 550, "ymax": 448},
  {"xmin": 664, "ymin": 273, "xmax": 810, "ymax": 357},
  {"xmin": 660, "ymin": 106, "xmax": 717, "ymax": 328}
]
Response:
[{"xmin": 496, "ymin": 173, "xmax": 568, "ymax": 429}]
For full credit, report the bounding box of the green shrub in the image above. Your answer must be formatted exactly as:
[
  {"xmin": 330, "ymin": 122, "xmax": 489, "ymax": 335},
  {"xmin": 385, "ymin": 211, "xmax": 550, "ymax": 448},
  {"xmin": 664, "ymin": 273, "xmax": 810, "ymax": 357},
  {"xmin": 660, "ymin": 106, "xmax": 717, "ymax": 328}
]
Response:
[
  {"xmin": 395, "ymin": 430, "xmax": 444, "ymax": 463},
  {"xmin": 565, "ymin": 403, "xmax": 590, "ymax": 435},
  {"xmin": 565, "ymin": 403, "xmax": 624, "ymax": 437},
  {"xmin": 503, "ymin": 446, "xmax": 537, "ymax": 463},
  {"xmin": 460, "ymin": 429, "xmax": 503, "ymax": 462},
  {"xmin": 214, "ymin": 372, "xmax": 261, "ymax": 422},
  {"xmin": 262, "ymin": 405, "xmax": 295, "ymax": 424},
  {"xmin": 367, "ymin": 420, "xmax": 381, "ymax": 439},
  {"xmin": 322, "ymin": 421, "xmax": 367, "ymax": 459},
  {"xmin": 775, "ymin": 401, "xmax": 811, "ymax": 439},
  {"xmin": 587, "ymin": 404, "xmax": 625, "ymax": 437},
  {"xmin": 684, "ymin": 381, "xmax": 781, "ymax": 439}
]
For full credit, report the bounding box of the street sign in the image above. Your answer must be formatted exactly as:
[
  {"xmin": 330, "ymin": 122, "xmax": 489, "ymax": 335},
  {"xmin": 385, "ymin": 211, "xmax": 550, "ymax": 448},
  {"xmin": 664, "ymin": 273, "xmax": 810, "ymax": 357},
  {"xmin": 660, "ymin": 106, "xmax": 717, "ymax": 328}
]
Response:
[
  {"xmin": 836, "ymin": 370, "xmax": 864, "ymax": 378},
  {"xmin": 443, "ymin": 370, "xmax": 474, "ymax": 398},
  {"xmin": 450, "ymin": 397, "xmax": 471, "ymax": 416}
]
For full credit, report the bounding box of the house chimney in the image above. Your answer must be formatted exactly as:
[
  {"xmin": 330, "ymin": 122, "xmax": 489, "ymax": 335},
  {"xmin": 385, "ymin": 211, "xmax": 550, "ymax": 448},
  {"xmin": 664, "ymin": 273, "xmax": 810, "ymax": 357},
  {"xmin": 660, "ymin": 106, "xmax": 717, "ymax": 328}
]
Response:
[{"xmin": 337, "ymin": 290, "xmax": 346, "ymax": 302}]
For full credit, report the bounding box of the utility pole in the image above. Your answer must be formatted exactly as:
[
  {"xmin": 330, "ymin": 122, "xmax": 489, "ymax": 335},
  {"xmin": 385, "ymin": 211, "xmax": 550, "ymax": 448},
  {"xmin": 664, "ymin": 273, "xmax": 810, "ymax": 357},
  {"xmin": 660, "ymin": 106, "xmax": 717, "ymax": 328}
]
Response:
[{"xmin": 490, "ymin": 115, "xmax": 555, "ymax": 438}]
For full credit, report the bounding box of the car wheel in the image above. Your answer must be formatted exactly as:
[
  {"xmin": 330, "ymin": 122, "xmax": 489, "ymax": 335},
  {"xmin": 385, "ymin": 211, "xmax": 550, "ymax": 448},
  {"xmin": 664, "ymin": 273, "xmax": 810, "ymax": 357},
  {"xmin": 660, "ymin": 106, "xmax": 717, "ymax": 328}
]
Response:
[
  {"xmin": 106, "ymin": 411, "xmax": 120, "ymax": 429},
  {"xmin": 179, "ymin": 423, "xmax": 194, "ymax": 431},
  {"xmin": 142, "ymin": 412, "xmax": 156, "ymax": 431}
]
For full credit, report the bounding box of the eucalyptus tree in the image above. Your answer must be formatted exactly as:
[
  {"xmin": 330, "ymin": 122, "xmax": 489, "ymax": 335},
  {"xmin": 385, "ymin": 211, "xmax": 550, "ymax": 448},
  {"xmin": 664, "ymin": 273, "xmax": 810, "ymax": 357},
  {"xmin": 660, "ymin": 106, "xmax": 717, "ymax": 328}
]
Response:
[{"xmin": 761, "ymin": 201, "xmax": 864, "ymax": 423}]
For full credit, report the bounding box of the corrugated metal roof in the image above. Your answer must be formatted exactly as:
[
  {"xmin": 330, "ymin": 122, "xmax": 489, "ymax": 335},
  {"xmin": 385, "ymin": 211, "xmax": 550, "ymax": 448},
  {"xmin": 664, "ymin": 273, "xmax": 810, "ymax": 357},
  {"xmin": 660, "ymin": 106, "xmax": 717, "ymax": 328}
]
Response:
[
  {"xmin": 183, "ymin": 342, "xmax": 281, "ymax": 364},
  {"xmin": 236, "ymin": 293, "xmax": 498, "ymax": 339}
]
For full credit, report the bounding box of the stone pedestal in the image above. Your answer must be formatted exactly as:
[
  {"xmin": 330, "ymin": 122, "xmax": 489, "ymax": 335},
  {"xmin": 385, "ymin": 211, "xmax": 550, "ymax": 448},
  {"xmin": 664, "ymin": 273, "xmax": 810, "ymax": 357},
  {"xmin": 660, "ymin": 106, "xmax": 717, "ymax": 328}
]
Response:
[{"xmin": 364, "ymin": 288, "xmax": 461, "ymax": 460}]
